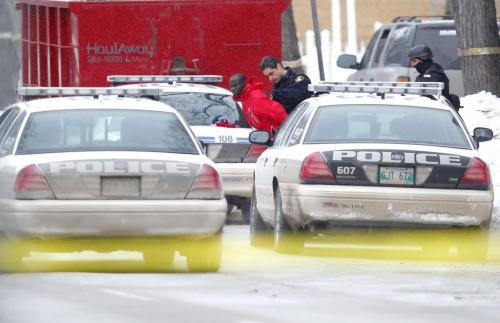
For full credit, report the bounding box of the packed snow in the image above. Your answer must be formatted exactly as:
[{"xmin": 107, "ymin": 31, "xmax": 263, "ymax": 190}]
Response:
[{"xmin": 460, "ymin": 91, "xmax": 500, "ymax": 229}]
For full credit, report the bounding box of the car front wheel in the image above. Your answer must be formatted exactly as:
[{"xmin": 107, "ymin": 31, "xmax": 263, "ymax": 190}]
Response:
[
  {"xmin": 249, "ymin": 185, "xmax": 272, "ymax": 247},
  {"xmin": 274, "ymin": 185, "xmax": 304, "ymax": 254}
]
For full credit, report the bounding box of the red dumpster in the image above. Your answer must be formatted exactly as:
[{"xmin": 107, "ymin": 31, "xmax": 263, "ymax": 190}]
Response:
[{"xmin": 18, "ymin": 0, "xmax": 289, "ymax": 89}]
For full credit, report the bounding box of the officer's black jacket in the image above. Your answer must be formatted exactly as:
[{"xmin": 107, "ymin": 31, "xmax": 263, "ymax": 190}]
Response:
[
  {"xmin": 415, "ymin": 60, "xmax": 451, "ymax": 98},
  {"xmin": 272, "ymin": 67, "xmax": 313, "ymax": 114},
  {"xmin": 415, "ymin": 60, "xmax": 461, "ymax": 111}
]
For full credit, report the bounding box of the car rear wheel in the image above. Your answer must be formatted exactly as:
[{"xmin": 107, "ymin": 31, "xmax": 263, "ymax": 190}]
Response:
[
  {"xmin": 142, "ymin": 248, "xmax": 175, "ymax": 271},
  {"xmin": 0, "ymin": 239, "xmax": 28, "ymax": 273},
  {"xmin": 274, "ymin": 185, "xmax": 304, "ymax": 254},
  {"xmin": 185, "ymin": 234, "xmax": 222, "ymax": 272},
  {"xmin": 240, "ymin": 200, "xmax": 251, "ymax": 224},
  {"xmin": 249, "ymin": 185, "xmax": 272, "ymax": 247}
]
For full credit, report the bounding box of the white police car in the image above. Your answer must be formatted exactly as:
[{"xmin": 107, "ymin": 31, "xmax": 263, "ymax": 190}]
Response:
[
  {"xmin": 109, "ymin": 75, "xmax": 266, "ymax": 223},
  {"xmin": 0, "ymin": 87, "xmax": 227, "ymax": 272},
  {"xmin": 249, "ymin": 82, "xmax": 494, "ymax": 253}
]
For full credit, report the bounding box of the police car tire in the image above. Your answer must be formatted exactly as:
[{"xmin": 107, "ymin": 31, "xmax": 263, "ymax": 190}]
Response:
[
  {"xmin": 240, "ymin": 200, "xmax": 251, "ymax": 225},
  {"xmin": 273, "ymin": 185, "xmax": 304, "ymax": 254},
  {"xmin": 0, "ymin": 239, "xmax": 28, "ymax": 273},
  {"xmin": 249, "ymin": 185, "xmax": 272, "ymax": 248},
  {"xmin": 142, "ymin": 249, "xmax": 175, "ymax": 271},
  {"xmin": 185, "ymin": 234, "xmax": 222, "ymax": 273}
]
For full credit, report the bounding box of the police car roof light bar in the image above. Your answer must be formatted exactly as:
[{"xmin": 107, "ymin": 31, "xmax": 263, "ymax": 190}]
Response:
[
  {"xmin": 17, "ymin": 87, "xmax": 163, "ymax": 97},
  {"xmin": 308, "ymin": 81, "xmax": 444, "ymax": 97},
  {"xmin": 107, "ymin": 75, "xmax": 223, "ymax": 84}
]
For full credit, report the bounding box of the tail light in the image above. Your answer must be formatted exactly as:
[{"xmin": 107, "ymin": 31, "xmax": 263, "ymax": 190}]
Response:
[
  {"xmin": 243, "ymin": 144, "xmax": 267, "ymax": 163},
  {"xmin": 15, "ymin": 164, "xmax": 54, "ymax": 199},
  {"xmin": 458, "ymin": 157, "xmax": 491, "ymax": 190},
  {"xmin": 299, "ymin": 152, "xmax": 335, "ymax": 182},
  {"xmin": 187, "ymin": 164, "xmax": 223, "ymax": 199},
  {"xmin": 396, "ymin": 76, "xmax": 411, "ymax": 82}
]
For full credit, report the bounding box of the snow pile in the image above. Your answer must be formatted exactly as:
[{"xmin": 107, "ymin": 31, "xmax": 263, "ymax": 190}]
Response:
[{"xmin": 459, "ymin": 91, "xmax": 500, "ymax": 228}]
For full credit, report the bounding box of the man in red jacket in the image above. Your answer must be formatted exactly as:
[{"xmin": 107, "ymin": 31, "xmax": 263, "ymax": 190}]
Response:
[{"xmin": 229, "ymin": 73, "xmax": 287, "ymax": 136}]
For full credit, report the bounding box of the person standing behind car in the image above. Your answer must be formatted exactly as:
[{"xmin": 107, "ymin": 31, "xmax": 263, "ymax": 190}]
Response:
[
  {"xmin": 259, "ymin": 55, "xmax": 312, "ymax": 114},
  {"xmin": 408, "ymin": 45, "xmax": 461, "ymax": 112},
  {"xmin": 229, "ymin": 73, "xmax": 287, "ymax": 136}
]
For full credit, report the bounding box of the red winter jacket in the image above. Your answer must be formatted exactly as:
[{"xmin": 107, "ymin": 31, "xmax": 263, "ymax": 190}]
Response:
[{"xmin": 234, "ymin": 81, "xmax": 287, "ymax": 135}]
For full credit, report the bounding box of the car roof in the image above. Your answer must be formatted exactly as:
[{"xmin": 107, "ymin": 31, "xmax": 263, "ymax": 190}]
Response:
[
  {"xmin": 309, "ymin": 93, "xmax": 454, "ymax": 111},
  {"xmin": 19, "ymin": 96, "xmax": 178, "ymax": 113},
  {"xmin": 118, "ymin": 82, "xmax": 233, "ymax": 95}
]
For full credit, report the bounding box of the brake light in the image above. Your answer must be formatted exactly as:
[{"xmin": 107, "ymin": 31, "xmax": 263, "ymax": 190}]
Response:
[
  {"xmin": 15, "ymin": 164, "xmax": 54, "ymax": 199},
  {"xmin": 243, "ymin": 144, "xmax": 267, "ymax": 163},
  {"xmin": 300, "ymin": 152, "xmax": 334, "ymax": 181},
  {"xmin": 396, "ymin": 76, "xmax": 410, "ymax": 82},
  {"xmin": 458, "ymin": 157, "xmax": 490, "ymax": 189},
  {"xmin": 187, "ymin": 164, "xmax": 223, "ymax": 199}
]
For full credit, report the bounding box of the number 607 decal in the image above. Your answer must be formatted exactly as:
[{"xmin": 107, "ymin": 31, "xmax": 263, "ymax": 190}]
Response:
[{"xmin": 337, "ymin": 166, "xmax": 356, "ymax": 175}]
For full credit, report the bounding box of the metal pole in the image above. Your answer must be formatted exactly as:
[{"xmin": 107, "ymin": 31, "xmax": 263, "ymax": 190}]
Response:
[{"xmin": 310, "ymin": 0, "xmax": 325, "ymax": 81}]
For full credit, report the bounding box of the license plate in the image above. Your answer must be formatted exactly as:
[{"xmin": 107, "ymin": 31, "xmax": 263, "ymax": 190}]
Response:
[
  {"xmin": 379, "ymin": 167, "xmax": 414, "ymax": 185},
  {"xmin": 101, "ymin": 177, "xmax": 140, "ymax": 197}
]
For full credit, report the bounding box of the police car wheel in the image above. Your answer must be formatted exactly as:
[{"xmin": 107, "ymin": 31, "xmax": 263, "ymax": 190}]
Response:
[
  {"xmin": 273, "ymin": 185, "xmax": 304, "ymax": 254},
  {"xmin": 240, "ymin": 200, "xmax": 251, "ymax": 224},
  {"xmin": 185, "ymin": 234, "xmax": 222, "ymax": 273},
  {"xmin": 249, "ymin": 185, "xmax": 272, "ymax": 248}
]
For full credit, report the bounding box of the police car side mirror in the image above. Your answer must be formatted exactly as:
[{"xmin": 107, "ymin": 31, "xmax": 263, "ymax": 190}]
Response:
[
  {"xmin": 249, "ymin": 130, "xmax": 272, "ymax": 146},
  {"xmin": 337, "ymin": 54, "xmax": 360, "ymax": 70},
  {"xmin": 473, "ymin": 127, "xmax": 493, "ymax": 143}
]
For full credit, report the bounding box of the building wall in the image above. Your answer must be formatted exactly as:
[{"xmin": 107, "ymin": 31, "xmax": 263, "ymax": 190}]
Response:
[{"xmin": 292, "ymin": 0, "xmax": 500, "ymax": 51}]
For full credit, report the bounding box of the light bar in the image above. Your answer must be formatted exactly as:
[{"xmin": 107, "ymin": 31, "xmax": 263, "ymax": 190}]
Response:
[
  {"xmin": 107, "ymin": 75, "xmax": 223, "ymax": 84},
  {"xmin": 308, "ymin": 81, "xmax": 444, "ymax": 96},
  {"xmin": 17, "ymin": 87, "xmax": 163, "ymax": 97}
]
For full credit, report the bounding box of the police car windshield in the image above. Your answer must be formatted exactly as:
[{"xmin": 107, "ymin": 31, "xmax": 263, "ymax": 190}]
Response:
[
  {"xmin": 305, "ymin": 105, "xmax": 470, "ymax": 149},
  {"xmin": 17, "ymin": 109, "xmax": 199, "ymax": 155},
  {"xmin": 159, "ymin": 92, "xmax": 243, "ymax": 127}
]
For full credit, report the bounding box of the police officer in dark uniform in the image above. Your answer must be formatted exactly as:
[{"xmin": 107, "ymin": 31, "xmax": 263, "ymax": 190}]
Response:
[
  {"xmin": 259, "ymin": 56, "xmax": 313, "ymax": 114},
  {"xmin": 408, "ymin": 45, "xmax": 461, "ymax": 112}
]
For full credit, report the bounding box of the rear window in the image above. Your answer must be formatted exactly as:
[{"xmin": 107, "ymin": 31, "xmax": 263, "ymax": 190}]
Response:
[
  {"xmin": 412, "ymin": 26, "xmax": 459, "ymax": 69},
  {"xmin": 305, "ymin": 105, "xmax": 470, "ymax": 149},
  {"xmin": 159, "ymin": 92, "xmax": 247, "ymax": 127},
  {"xmin": 17, "ymin": 109, "xmax": 198, "ymax": 155}
]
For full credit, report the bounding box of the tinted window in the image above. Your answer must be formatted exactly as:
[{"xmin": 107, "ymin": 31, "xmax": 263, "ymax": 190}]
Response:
[
  {"xmin": 360, "ymin": 29, "xmax": 381, "ymax": 68},
  {"xmin": 371, "ymin": 29, "xmax": 390, "ymax": 66},
  {"xmin": 0, "ymin": 107, "xmax": 20, "ymax": 144},
  {"xmin": 412, "ymin": 26, "xmax": 459, "ymax": 69},
  {"xmin": 17, "ymin": 109, "xmax": 198, "ymax": 155},
  {"xmin": 305, "ymin": 105, "xmax": 470, "ymax": 149},
  {"xmin": 159, "ymin": 92, "xmax": 245, "ymax": 127},
  {"xmin": 384, "ymin": 25, "xmax": 411, "ymax": 65},
  {"xmin": 274, "ymin": 102, "xmax": 308, "ymax": 147},
  {"xmin": 0, "ymin": 111, "xmax": 26, "ymax": 156}
]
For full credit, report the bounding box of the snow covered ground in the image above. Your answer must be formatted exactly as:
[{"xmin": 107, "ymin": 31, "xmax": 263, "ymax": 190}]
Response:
[{"xmin": 460, "ymin": 92, "xmax": 500, "ymax": 229}]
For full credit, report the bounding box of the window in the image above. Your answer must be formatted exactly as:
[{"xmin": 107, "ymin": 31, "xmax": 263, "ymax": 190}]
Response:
[
  {"xmin": 412, "ymin": 26, "xmax": 459, "ymax": 69},
  {"xmin": 0, "ymin": 107, "xmax": 21, "ymax": 146},
  {"xmin": 273, "ymin": 102, "xmax": 309, "ymax": 147},
  {"xmin": 384, "ymin": 25, "xmax": 411, "ymax": 66},
  {"xmin": 17, "ymin": 109, "xmax": 199, "ymax": 155},
  {"xmin": 371, "ymin": 29, "xmax": 390, "ymax": 66},
  {"xmin": 0, "ymin": 111, "xmax": 26, "ymax": 156},
  {"xmin": 159, "ymin": 92, "xmax": 245, "ymax": 127},
  {"xmin": 286, "ymin": 108, "xmax": 312, "ymax": 147},
  {"xmin": 305, "ymin": 105, "xmax": 470, "ymax": 149},
  {"xmin": 360, "ymin": 29, "xmax": 381, "ymax": 68}
]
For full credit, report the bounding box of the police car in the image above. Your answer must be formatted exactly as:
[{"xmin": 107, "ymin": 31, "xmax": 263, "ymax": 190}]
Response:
[
  {"xmin": 109, "ymin": 75, "xmax": 265, "ymax": 223},
  {"xmin": 249, "ymin": 82, "xmax": 494, "ymax": 253},
  {"xmin": 0, "ymin": 87, "xmax": 226, "ymax": 272}
]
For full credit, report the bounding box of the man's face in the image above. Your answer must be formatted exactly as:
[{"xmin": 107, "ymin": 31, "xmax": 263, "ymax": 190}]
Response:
[
  {"xmin": 262, "ymin": 64, "xmax": 286, "ymax": 84},
  {"xmin": 410, "ymin": 58, "xmax": 421, "ymax": 68},
  {"xmin": 229, "ymin": 78, "xmax": 245, "ymax": 96}
]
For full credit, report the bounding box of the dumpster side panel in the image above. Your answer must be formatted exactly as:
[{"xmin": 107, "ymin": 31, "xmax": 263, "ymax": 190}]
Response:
[{"xmin": 21, "ymin": 0, "xmax": 289, "ymax": 89}]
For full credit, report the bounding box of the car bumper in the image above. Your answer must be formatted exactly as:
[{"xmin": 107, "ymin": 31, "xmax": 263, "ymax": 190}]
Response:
[
  {"xmin": 216, "ymin": 163, "xmax": 254, "ymax": 198},
  {"xmin": 280, "ymin": 183, "xmax": 493, "ymax": 228},
  {"xmin": 0, "ymin": 199, "xmax": 227, "ymax": 237}
]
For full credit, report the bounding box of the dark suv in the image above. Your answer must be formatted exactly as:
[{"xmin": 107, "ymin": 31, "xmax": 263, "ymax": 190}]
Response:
[{"xmin": 337, "ymin": 16, "xmax": 500, "ymax": 96}]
